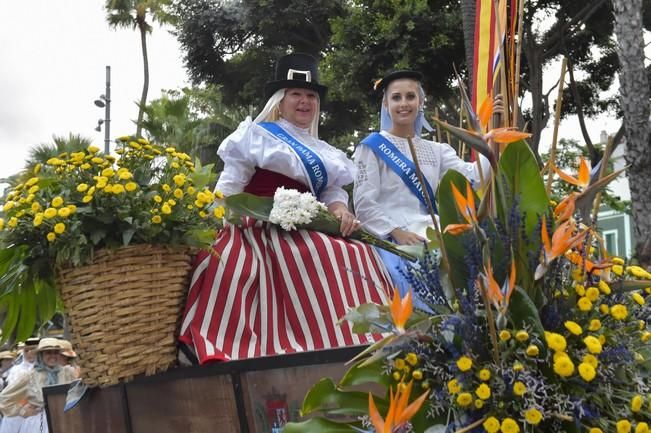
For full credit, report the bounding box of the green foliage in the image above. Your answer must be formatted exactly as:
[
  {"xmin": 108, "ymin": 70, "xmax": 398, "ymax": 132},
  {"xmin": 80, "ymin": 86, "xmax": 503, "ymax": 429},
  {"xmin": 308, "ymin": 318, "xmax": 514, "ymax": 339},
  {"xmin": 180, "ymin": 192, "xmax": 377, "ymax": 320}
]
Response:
[{"xmin": 0, "ymin": 138, "xmax": 222, "ymax": 343}]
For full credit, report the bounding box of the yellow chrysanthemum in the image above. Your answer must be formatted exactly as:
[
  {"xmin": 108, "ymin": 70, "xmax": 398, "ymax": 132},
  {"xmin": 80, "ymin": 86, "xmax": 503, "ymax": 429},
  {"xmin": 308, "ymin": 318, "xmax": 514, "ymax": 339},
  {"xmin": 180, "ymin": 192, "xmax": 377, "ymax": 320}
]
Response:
[
  {"xmin": 578, "ymin": 362, "xmax": 596, "ymax": 382},
  {"xmin": 475, "ymin": 383, "xmax": 491, "ymax": 400},
  {"xmin": 392, "ymin": 371, "xmax": 401, "ymax": 381},
  {"xmin": 174, "ymin": 188, "xmax": 184, "ymax": 199},
  {"xmin": 617, "ymin": 420, "xmax": 632, "ymax": 433},
  {"xmin": 589, "ymin": 428, "xmax": 603, "ymax": 433},
  {"xmin": 636, "ymin": 422, "xmax": 649, "ymax": 433},
  {"xmin": 577, "ymin": 296, "xmax": 593, "ymax": 312},
  {"xmin": 412, "ymin": 369, "xmax": 423, "ymax": 380},
  {"xmin": 586, "ymin": 286, "xmax": 600, "ymax": 302},
  {"xmin": 0, "ymin": 218, "xmax": 5, "ymax": 230},
  {"xmin": 553, "ymin": 354, "xmax": 575, "ymax": 377},
  {"xmin": 91, "ymin": 157, "xmax": 104, "ymax": 164},
  {"xmin": 599, "ymin": 304, "xmax": 609, "ymax": 314},
  {"xmin": 154, "ymin": 195, "xmax": 163, "ymax": 203},
  {"xmin": 483, "ymin": 417, "xmax": 500, "ymax": 433},
  {"xmin": 456, "ymin": 356, "xmax": 473, "ymax": 372},
  {"xmin": 583, "ymin": 335, "xmax": 602, "ymax": 354},
  {"xmin": 574, "ymin": 284, "xmax": 586, "ymax": 296},
  {"xmin": 513, "ymin": 330, "xmax": 528, "ymax": 342},
  {"xmin": 456, "ymin": 392, "xmax": 473, "ymax": 407},
  {"xmin": 213, "ymin": 206, "xmax": 225, "ymax": 219},
  {"xmin": 46, "ymin": 232, "xmax": 56, "ymax": 242},
  {"xmin": 612, "ymin": 256, "xmax": 625, "ymax": 265},
  {"xmin": 474, "ymin": 399, "xmax": 484, "ymax": 409},
  {"xmin": 151, "ymin": 215, "xmax": 162, "ymax": 224},
  {"xmin": 564, "ymin": 321, "xmax": 583, "ymax": 336},
  {"xmin": 501, "ymin": 418, "xmax": 520, "ymax": 433},
  {"xmin": 582, "ymin": 354, "xmax": 599, "ymax": 368},
  {"xmin": 588, "ymin": 319, "xmax": 601, "ymax": 331},
  {"xmin": 173, "ymin": 174, "xmax": 186, "ymax": 186},
  {"xmin": 58, "ymin": 207, "xmax": 70, "ymax": 218},
  {"xmin": 479, "ymin": 368, "xmax": 491, "ymax": 381},
  {"xmin": 118, "ymin": 171, "xmax": 132, "ymax": 180},
  {"xmin": 642, "ymin": 331, "xmax": 651, "ymax": 343},
  {"xmin": 631, "ymin": 395, "xmax": 643, "ymax": 412},
  {"xmin": 512, "ymin": 361, "xmax": 524, "ymax": 372},
  {"xmin": 526, "ymin": 345, "xmax": 539, "ymax": 357},
  {"xmin": 162, "ymin": 184, "xmax": 171, "ymax": 192},
  {"xmin": 101, "ymin": 168, "xmax": 115, "ymax": 177},
  {"xmin": 394, "ymin": 358, "xmax": 406, "ymax": 370},
  {"xmin": 125, "ymin": 182, "xmax": 137, "ymax": 192},
  {"xmin": 28, "ymin": 185, "xmax": 39, "ymax": 194},
  {"xmin": 524, "ymin": 408, "xmax": 543, "ymax": 425},
  {"xmin": 632, "ymin": 292, "xmax": 646, "ymax": 306},
  {"xmin": 54, "ymin": 223, "xmax": 65, "ymax": 234},
  {"xmin": 87, "ymin": 145, "xmax": 100, "ymax": 154},
  {"xmin": 111, "ymin": 184, "xmax": 124, "ymax": 194},
  {"xmin": 499, "ymin": 330, "xmax": 512, "ymax": 341},
  {"xmin": 33, "ymin": 214, "xmax": 43, "ymax": 227},
  {"xmin": 598, "ymin": 280, "xmax": 611, "ymax": 295},
  {"xmin": 628, "ymin": 266, "xmax": 650, "ymax": 279},
  {"xmin": 6, "ymin": 217, "xmax": 17, "ymax": 228},
  {"xmin": 405, "ymin": 352, "xmax": 418, "ymax": 366},
  {"xmin": 513, "ymin": 381, "xmax": 526, "ymax": 396},
  {"xmin": 611, "ymin": 304, "xmax": 628, "ymax": 320},
  {"xmin": 103, "ymin": 185, "xmax": 113, "ymax": 194},
  {"xmin": 82, "ymin": 195, "xmax": 93, "ymax": 203},
  {"xmin": 447, "ymin": 378, "xmax": 461, "ymax": 394},
  {"xmin": 545, "ymin": 332, "xmax": 567, "ymax": 352},
  {"xmin": 43, "ymin": 208, "xmax": 57, "ymax": 219},
  {"xmin": 611, "ymin": 264, "xmax": 624, "ymax": 276},
  {"xmin": 187, "ymin": 186, "xmax": 196, "ymax": 195}
]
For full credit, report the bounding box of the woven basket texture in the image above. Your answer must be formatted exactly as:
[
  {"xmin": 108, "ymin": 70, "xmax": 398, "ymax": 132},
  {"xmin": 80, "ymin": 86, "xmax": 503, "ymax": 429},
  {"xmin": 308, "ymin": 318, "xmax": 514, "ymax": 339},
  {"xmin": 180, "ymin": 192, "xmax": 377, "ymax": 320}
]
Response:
[{"xmin": 58, "ymin": 244, "xmax": 193, "ymax": 387}]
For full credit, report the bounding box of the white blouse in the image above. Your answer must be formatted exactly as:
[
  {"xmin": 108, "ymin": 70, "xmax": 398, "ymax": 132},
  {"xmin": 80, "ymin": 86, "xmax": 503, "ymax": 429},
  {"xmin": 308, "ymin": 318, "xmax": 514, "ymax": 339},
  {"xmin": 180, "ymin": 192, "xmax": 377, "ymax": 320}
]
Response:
[
  {"xmin": 216, "ymin": 118, "xmax": 354, "ymax": 206},
  {"xmin": 353, "ymin": 131, "xmax": 491, "ymax": 238}
]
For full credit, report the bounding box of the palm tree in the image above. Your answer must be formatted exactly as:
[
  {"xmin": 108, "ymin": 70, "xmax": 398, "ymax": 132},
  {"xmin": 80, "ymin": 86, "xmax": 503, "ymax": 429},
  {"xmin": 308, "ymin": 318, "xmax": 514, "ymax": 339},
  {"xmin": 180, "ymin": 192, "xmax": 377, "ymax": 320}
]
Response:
[
  {"xmin": 612, "ymin": 0, "xmax": 651, "ymax": 265},
  {"xmin": 104, "ymin": 0, "xmax": 175, "ymax": 138}
]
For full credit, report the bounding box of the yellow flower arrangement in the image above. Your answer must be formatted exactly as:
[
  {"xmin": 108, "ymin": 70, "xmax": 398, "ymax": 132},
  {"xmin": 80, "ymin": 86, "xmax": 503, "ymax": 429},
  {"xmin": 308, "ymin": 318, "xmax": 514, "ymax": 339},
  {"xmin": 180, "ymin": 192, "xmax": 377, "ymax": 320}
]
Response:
[{"xmin": 0, "ymin": 137, "xmax": 223, "ymax": 342}]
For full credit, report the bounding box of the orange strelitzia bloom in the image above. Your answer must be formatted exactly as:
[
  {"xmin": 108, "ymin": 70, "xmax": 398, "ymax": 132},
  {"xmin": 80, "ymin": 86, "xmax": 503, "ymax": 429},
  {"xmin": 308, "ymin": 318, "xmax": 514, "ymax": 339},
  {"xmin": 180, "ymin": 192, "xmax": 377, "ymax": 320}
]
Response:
[
  {"xmin": 541, "ymin": 216, "xmax": 587, "ymax": 266},
  {"xmin": 369, "ymin": 381, "xmax": 430, "ymax": 433},
  {"xmin": 482, "ymin": 259, "xmax": 516, "ymax": 312},
  {"xmin": 444, "ymin": 181, "xmax": 477, "ymax": 235},
  {"xmin": 391, "ymin": 289, "xmax": 413, "ymax": 334},
  {"xmin": 553, "ymin": 157, "xmax": 590, "ymax": 190}
]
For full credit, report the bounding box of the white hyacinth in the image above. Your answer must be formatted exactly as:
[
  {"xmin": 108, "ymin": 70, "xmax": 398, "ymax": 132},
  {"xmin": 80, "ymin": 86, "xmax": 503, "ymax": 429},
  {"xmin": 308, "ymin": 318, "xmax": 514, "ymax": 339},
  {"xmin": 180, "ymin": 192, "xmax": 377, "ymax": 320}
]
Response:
[{"xmin": 268, "ymin": 187, "xmax": 327, "ymax": 231}]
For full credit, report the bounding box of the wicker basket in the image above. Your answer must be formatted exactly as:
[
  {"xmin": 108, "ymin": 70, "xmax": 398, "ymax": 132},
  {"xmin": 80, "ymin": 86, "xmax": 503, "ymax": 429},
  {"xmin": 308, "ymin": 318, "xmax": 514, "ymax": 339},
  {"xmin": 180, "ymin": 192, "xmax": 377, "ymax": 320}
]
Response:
[{"xmin": 58, "ymin": 244, "xmax": 193, "ymax": 387}]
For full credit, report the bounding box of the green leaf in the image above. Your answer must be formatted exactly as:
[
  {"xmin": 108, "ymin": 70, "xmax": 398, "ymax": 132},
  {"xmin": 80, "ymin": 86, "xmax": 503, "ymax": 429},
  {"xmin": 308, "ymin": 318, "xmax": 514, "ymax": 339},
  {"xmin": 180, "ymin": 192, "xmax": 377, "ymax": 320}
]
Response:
[
  {"xmin": 339, "ymin": 303, "xmax": 390, "ymax": 334},
  {"xmin": 301, "ymin": 378, "xmax": 385, "ymax": 417},
  {"xmin": 122, "ymin": 228, "xmax": 136, "ymax": 246},
  {"xmin": 90, "ymin": 229, "xmax": 107, "ymax": 245},
  {"xmin": 225, "ymin": 192, "xmax": 274, "ymax": 221},
  {"xmin": 283, "ymin": 418, "xmax": 359, "ymax": 433},
  {"xmin": 507, "ymin": 286, "xmax": 546, "ymax": 343},
  {"xmin": 339, "ymin": 360, "xmax": 390, "ymax": 387}
]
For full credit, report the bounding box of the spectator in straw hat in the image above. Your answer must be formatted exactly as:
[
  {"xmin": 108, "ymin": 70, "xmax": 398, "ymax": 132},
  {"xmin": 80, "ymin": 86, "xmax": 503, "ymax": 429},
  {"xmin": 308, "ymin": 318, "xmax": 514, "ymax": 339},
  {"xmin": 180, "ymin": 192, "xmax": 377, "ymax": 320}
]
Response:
[
  {"xmin": 55, "ymin": 340, "xmax": 80, "ymax": 378},
  {"xmin": 0, "ymin": 338, "xmax": 76, "ymax": 433},
  {"xmin": 0, "ymin": 338, "xmax": 39, "ymax": 433},
  {"xmin": 0, "ymin": 351, "xmax": 16, "ymax": 391}
]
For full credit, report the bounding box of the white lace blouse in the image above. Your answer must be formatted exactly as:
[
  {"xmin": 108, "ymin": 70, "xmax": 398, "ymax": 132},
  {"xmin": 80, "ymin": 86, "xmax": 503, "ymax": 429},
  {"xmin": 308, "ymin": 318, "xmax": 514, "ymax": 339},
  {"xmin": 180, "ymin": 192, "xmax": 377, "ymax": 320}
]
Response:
[
  {"xmin": 216, "ymin": 118, "xmax": 354, "ymax": 206},
  {"xmin": 353, "ymin": 131, "xmax": 491, "ymax": 238}
]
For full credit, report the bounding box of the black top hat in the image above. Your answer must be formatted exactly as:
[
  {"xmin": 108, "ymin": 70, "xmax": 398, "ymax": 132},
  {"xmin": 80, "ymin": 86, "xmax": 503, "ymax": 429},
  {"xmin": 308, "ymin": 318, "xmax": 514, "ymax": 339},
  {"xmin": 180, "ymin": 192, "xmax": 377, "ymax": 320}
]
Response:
[
  {"xmin": 374, "ymin": 70, "xmax": 423, "ymax": 93},
  {"xmin": 23, "ymin": 337, "xmax": 40, "ymax": 348},
  {"xmin": 264, "ymin": 53, "xmax": 328, "ymax": 100}
]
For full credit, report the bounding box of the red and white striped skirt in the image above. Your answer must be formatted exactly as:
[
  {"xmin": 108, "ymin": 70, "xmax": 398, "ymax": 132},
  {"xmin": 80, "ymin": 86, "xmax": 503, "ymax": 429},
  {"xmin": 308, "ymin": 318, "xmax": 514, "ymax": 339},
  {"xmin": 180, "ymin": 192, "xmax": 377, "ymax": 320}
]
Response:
[{"xmin": 179, "ymin": 219, "xmax": 393, "ymax": 363}]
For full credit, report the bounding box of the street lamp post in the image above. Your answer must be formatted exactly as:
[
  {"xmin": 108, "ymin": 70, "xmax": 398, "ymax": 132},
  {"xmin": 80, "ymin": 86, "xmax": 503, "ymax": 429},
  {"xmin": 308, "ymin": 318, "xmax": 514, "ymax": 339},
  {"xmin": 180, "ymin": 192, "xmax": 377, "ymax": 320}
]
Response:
[{"xmin": 94, "ymin": 66, "xmax": 111, "ymax": 154}]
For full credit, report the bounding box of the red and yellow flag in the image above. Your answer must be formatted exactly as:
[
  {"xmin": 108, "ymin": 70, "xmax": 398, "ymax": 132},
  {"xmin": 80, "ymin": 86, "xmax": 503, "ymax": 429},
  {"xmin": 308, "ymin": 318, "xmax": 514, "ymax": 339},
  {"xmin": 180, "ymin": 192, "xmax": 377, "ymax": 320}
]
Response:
[{"xmin": 472, "ymin": 0, "xmax": 507, "ymax": 113}]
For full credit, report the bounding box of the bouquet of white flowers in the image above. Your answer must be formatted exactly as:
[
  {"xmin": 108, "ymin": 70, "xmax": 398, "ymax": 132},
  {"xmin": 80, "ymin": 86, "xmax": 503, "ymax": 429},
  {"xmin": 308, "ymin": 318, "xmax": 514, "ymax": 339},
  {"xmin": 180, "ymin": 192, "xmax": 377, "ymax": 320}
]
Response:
[{"xmin": 225, "ymin": 187, "xmax": 417, "ymax": 261}]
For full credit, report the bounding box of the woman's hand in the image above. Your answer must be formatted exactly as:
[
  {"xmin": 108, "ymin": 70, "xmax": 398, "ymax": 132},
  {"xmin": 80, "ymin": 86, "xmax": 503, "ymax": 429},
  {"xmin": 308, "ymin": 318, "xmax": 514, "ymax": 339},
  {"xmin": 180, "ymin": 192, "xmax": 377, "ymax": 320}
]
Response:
[
  {"xmin": 328, "ymin": 202, "xmax": 361, "ymax": 237},
  {"xmin": 390, "ymin": 228, "xmax": 425, "ymax": 245},
  {"xmin": 19, "ymin": 403, "xmax": 40, "ymax": 417}
]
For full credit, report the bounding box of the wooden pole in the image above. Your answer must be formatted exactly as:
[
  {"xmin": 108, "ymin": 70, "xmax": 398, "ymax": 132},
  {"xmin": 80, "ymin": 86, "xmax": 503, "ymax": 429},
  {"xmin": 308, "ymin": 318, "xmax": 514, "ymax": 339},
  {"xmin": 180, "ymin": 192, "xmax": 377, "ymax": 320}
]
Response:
[
  {"xmin": 544, "ymin": 57, "xmax": 568, "ymax": 196},
  {"xmin": 512, "ymin": 0, "xmax": 526, "ymax": 127}
]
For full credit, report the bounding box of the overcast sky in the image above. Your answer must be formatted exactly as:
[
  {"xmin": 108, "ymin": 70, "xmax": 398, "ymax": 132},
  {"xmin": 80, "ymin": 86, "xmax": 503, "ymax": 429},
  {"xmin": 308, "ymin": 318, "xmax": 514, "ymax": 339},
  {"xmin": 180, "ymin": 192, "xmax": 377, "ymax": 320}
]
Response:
[
  {"xmin": 0, "ymin": 1, "xmax": 624, "ymax": 184},
  {"xmin": 0, "ymin": 1, "xmax": 187, "ymax": 180}
]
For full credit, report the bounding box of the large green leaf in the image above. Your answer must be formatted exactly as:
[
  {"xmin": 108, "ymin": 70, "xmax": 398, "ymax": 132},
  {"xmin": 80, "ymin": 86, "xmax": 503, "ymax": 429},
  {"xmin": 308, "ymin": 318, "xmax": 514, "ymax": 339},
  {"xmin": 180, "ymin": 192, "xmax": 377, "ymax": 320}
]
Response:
[
  {"xmin": 496, "ymin": 140, "xmax": 548, "ymax": 295},
  {"xmin": 224, "ymin": 192, "xmax": 273, "ymax": 221},
  {"xmin": 301, "ymin": 378, "xmax": 386, "ymax": 416},
  {"xmin": 507, "ymin": 286, "xmax": 546, "ymax": 344},
  {"xmin": 339, "ymin": 303, "xmax": 390, "ymax": 334},
  {"xmin": 339, "ymin": 360, "xmax": 391, "ymax": 387}
]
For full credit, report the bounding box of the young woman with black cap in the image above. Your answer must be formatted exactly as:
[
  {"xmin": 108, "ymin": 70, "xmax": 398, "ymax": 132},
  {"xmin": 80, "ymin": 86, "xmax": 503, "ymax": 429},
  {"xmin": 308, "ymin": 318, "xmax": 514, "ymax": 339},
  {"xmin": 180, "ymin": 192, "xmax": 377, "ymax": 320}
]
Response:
[
  {"xmin": 179, "ymin": 53, "xmax": 392, "ymax": 364},
  {"xmin": 353, "ymin": 70, "xmax": 491, "ymax": 308}
]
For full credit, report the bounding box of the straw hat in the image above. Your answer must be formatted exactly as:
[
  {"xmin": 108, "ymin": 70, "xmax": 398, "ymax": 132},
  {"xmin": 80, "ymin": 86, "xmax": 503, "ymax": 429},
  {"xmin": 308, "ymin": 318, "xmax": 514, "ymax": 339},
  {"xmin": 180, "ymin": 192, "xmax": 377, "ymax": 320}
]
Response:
[
  {"xmin": 58, "ymin": 339, "xmax": 77, "ymax": 358},
  {"xmin": 36, "ymin": 337, "xmax": 63, "ymax": 352},
  {"xmin": 0, "ymin": 350, "xmax": 16, "ymax": 360}
]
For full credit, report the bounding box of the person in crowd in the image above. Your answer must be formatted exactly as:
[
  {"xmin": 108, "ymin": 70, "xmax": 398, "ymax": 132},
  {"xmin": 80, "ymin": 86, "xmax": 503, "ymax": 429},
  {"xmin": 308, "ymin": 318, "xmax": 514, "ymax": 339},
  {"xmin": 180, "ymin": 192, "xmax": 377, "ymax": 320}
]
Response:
[
  {"xmin": 180, "ymin": 53, "xmax": 392, "ymax": 363},
  {"xmin": 0, "ymin": 338, "xmax": 39, "ymax": 433},
  {"xmin": 0, "ymin": 338, "xmax": 76, "ymax": 433},
  {"xmin": 0, "ymin": 351, "xmax": 16, "ymax": 391},
  {"xmin": 353, "ymin": 70, "xmax": 491, "ymax": 303},
  {"xmin": 56, "ymin": 340, "xmax": 80, "ymax": 378}
]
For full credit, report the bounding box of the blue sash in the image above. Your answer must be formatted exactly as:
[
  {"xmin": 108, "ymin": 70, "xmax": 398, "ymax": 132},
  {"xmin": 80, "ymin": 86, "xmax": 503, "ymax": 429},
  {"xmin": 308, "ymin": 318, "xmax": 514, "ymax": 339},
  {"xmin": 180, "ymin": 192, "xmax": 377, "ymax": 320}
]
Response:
[
  {"xmin": 259, "ymin": 122, "xmax": 328, "ymax": 198},
  {"xmin": 361, "ymin": 132, "xmax": 437, "ymax": 212}
]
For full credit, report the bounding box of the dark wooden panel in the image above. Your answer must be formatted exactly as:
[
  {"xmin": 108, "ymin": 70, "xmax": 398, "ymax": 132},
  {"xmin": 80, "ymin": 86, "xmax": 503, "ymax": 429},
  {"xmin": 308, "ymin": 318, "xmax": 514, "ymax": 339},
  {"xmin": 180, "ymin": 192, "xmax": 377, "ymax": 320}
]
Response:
[
  {"xmin": 126, "ymin": 375, "xmax": 240, "ymax": 433},
  {"xmin": 241, "ymin": 363, "xmax": 350, "ymax": 433},
  {"xmin": 45, "ymin": 385, "xmax": 128, "ymax": 433}
]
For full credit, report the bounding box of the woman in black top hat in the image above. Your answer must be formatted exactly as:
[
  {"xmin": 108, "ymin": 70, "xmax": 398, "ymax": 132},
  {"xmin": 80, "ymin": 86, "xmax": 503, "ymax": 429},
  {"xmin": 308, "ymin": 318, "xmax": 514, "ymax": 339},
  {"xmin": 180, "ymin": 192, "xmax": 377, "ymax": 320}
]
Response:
[
  {"xmin": 353, "ymin": 70, "xmax": 491, "ymax": 310},
  {"xmin": 179, "ymin": 53, "xmax": 392, "ymax": 364}
]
